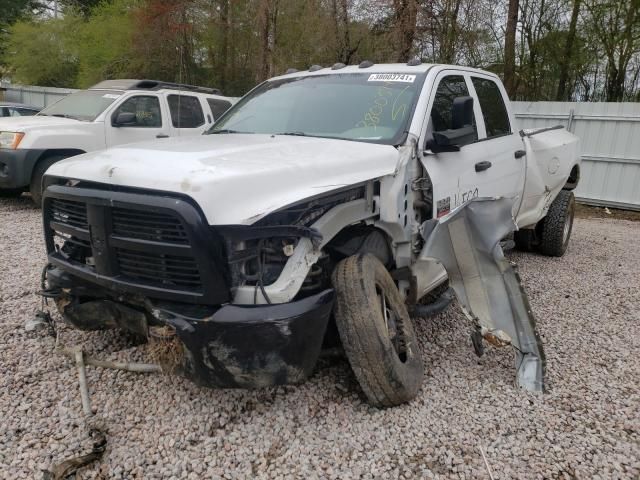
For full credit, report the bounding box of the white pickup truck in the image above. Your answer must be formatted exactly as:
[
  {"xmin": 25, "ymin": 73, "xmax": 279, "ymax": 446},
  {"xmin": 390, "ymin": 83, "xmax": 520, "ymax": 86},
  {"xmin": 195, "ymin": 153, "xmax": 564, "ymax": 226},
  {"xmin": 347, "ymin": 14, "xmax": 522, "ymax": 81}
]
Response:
[
  {"xmin": 40, "ymin": 63, "xmax": 580, "ymax": 406},
  {"xmin": 0, "ymin": 79, "xmax": 236, "ymax": 204}
]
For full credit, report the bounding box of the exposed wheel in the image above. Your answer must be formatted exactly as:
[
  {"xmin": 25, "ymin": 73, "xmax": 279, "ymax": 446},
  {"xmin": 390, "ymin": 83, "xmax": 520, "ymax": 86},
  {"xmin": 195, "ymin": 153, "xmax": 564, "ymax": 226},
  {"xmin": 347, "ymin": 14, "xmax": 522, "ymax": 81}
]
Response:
[
  {"xmin": 538, "ymin": 190, "xmax": 575, "ymax": 257},
  {"xmin": 30, "ymin": 155, "xmax": 65, "ymax": 206},
  {"xmin": 331, "ymin": 253, "xmax": 424, "ymax": 407},
  {"xmin": 0, "ymin": 188, "xmax": 23, "ymax": 198},
  {"xmin": 514, "ymin": 229, "xmax": 536, "ymax": 252}
]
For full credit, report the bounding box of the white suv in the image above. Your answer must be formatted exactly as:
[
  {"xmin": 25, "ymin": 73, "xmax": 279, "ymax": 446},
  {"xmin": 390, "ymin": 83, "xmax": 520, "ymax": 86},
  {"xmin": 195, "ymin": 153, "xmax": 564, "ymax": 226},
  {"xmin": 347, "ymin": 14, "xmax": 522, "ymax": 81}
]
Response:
[{"xmin": 0, "ymin": 79, "xmax": 237, "ymax": 204}]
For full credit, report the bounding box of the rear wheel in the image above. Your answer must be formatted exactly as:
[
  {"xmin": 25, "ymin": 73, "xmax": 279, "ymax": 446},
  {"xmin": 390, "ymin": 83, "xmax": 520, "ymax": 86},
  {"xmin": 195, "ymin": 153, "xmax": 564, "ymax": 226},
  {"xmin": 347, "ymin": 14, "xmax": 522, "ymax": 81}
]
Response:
[
  {"xmin": 538, "ymin": 190, "xmax": 575, "ymax": 257},
  {"xmin": 30, "ymin": 155, "xmax": 65, "ymax": 207},
  {"xmin": 332, "ymin": 254, "xmax": 424, "ymax": 407}
]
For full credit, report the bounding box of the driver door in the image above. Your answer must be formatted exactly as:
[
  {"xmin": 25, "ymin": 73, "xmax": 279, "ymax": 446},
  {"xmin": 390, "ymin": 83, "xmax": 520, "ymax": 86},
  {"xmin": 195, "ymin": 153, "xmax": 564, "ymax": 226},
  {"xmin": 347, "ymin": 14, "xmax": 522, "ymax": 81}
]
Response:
[
  {"xmin": 105, "ymin": 95, "xmax": 169, "ymax": 148},
  {"xmin": 420, "ymin": 72, "xmax": 486, "ymax": 218}
]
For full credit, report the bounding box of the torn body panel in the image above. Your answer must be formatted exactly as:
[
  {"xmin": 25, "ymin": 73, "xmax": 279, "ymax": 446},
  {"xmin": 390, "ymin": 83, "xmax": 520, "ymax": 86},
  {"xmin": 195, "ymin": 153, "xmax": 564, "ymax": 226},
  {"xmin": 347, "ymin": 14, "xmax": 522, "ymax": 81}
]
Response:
[{"xmin": 419, "ymin": 197, "xmax": 545, "ymax": 392}]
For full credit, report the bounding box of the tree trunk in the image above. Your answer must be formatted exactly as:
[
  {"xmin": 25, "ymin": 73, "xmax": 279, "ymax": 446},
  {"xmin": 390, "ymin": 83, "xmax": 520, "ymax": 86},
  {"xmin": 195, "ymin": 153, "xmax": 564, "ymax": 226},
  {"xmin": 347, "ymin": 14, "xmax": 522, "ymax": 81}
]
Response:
[
  {"xmin": 256, "ymin": 0, "xmax": 272, "ymax": 83},
  {"xmin": 393, "ymin": 0, "xmax": 418, "ymax": 62},
  {"xmin": 556, "ymin": 0, "xmax": 580, "ymax": 101},
  {"xmin": 504, "ymin": 0, "xmax": 519, "ymax": 98}
]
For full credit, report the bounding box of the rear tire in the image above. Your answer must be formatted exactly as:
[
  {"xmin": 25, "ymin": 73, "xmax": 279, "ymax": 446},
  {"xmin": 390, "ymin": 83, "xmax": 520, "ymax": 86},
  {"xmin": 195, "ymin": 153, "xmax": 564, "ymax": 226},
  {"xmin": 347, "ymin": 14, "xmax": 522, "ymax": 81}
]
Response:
[
  {"xmin": 538, "ymin": 190, "xmax": 575, "ymax": 257},
  {"xmin": 331, "ymin": 254, "xmax": 424, "ymax": 407},
  {"xmin": 30, "ymin": 155, "xmax": 65, "ymax": 207}
]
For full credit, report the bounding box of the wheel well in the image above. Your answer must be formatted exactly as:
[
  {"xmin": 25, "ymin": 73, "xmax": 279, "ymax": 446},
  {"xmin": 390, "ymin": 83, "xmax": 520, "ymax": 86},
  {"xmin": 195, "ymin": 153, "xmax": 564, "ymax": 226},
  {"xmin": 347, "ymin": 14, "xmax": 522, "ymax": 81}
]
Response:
[
  {"xmin": 33, "ymin": 149, "xmax": 85, "ymax": 176},
  {"xmin": 563, "ymin": 164, "xmax": 580, "ymax": 190},
  {"xmin": 325, "ymin": 225, "xmax": 393, "ymax": 268}
]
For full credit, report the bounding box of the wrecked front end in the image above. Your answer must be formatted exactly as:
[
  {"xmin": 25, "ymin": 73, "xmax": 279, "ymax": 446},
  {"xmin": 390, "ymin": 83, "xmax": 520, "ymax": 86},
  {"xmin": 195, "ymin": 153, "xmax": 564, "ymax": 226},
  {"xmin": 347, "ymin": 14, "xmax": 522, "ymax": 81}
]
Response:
[{"xmin": 42, "ymin": 183, "xmax": 335, "ymax": 388}]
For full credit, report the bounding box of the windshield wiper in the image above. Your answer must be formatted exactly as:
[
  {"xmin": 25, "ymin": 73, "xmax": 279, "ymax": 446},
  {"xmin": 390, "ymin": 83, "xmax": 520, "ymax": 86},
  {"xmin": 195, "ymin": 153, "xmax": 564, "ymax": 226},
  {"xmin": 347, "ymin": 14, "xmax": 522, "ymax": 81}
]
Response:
[
  {"xmin": 49, "ymin": 113, "xmax": 81, "ymax": 120},
  {"xmin": 277, "ymin": 131, "xmax": 313, "ymax": 137},
  {"xmin": 209, "ymin": 129, "xmax": 249, "ymax": 134}
]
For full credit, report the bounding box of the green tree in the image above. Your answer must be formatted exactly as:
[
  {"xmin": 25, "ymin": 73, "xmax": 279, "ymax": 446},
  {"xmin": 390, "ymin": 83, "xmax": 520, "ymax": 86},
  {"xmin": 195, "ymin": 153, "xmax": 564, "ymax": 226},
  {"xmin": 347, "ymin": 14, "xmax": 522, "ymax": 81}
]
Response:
[{"xmin": 4, "ymin": 17, "xmax": 79, "ymax": 86}]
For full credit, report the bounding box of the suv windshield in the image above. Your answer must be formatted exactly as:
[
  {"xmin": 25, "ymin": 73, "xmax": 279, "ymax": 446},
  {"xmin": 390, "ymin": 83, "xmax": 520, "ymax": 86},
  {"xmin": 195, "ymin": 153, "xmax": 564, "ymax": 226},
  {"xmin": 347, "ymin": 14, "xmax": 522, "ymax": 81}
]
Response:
[
  {"xmin": 208, "ymin": 72, "xmax": 425, "ymax": 144},
  {"xmin": 39, "ymin": 90, "xmax": 123, "ymax": 121}
]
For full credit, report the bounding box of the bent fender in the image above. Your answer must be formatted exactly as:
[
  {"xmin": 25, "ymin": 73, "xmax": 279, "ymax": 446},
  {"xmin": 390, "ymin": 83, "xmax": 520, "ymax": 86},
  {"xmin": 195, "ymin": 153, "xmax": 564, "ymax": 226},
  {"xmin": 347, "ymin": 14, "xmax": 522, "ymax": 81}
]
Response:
[{"xmin": 419, "ymin": 197, "xmax": 545, "ymax": 392}]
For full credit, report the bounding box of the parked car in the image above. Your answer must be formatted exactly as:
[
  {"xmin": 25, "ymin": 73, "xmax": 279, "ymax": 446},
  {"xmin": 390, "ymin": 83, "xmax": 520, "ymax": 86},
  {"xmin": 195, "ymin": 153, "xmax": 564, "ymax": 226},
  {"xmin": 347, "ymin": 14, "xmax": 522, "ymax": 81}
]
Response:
[
  {"xmin": 0, "ymin": 102, "xmax": 40, "ymax": 117},
  {"xmin": 40, "ymin": 63, "xmax": 580, "ymax": 406},
  {"xmin": 0, "ymin": 79, "xmax": 236, "ymax": 204}
]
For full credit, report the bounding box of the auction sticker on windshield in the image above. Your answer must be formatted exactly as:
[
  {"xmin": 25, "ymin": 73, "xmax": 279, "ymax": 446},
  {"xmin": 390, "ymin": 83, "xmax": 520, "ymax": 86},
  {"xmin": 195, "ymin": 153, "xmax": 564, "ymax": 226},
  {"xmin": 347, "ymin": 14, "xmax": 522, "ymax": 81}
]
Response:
[{"xmin": 368, "ymin": 73, "xmax": 416, "ymax": 83}]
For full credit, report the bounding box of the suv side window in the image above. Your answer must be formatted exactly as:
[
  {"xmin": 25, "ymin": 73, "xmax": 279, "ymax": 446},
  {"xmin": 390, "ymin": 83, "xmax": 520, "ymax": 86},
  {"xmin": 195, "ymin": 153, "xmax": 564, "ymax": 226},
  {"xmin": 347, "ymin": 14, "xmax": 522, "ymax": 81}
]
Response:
[
  {"xmin": 207, "ymin": 98, "xmax": 232, "ymax": 120},
  {"xmin": 168, "ymin": 95, "xmax": 205, "ymax": 128},
  {"xmin": 10, "ymin": 107, "xmax": 37, "ymax": 117},
  {"xmin": 114, "ymin": 96, "xmax": 162, "ymax": 127},
  {"xmin": 430, "ymin": 75, "xmax": 477, "ymax": 146},
  {"xmin": 471, "ymin": 77, "xmax": 511, "ymax": 138}
]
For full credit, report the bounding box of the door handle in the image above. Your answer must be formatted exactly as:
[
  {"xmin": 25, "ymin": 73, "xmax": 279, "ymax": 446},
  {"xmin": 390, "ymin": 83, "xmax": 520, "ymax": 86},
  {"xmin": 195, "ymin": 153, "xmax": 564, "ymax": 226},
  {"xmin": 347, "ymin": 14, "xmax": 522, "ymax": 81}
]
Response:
[
  {"xmin": 514, "ymin": 150, "xmax": 526, "ymax": 158},
  {"xmin": 475, "ymin": 161, "xmax": 492, "ymax": 172},
  {"xmin": 156, "ymin": 133, "xmax": 169, "ymax": 138}
]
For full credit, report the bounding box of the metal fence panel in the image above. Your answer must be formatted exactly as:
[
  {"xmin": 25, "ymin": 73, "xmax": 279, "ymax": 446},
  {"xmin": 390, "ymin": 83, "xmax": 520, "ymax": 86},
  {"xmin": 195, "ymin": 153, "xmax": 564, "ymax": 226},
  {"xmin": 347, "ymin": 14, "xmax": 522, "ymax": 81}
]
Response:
[
  {"xmin": 513, "ymin": 101, "xmax": 640, "ymax": 211},
  {"xmin": 0, "ymin": 83, "xmax": 78, "ymax": 108}
]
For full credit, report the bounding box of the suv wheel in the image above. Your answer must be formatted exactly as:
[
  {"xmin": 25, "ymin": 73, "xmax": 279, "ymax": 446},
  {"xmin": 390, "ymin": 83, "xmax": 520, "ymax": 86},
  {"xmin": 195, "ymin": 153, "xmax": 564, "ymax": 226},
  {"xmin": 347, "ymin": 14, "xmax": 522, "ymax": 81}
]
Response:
[
  {"xmin": 332, "ymin": 254, "xmax": 424, "ymax": 407},
  {"xmin": 538, "ymin": 190, "xmax": 575, "ymax": 257},
  {"xmin": 30, "ymin": 155, "xmax": 65, "ymax": 207}
]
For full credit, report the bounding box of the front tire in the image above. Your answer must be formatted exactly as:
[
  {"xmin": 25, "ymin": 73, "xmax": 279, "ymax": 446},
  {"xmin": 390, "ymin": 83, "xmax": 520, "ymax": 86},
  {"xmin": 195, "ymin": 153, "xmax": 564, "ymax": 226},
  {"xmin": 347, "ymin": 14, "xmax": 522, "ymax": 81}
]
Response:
[
  {"xmin": 30, "ymin": 155, "xmax": 65, "ymax": 207},
  {"xmin": 332, "ymin": 254, "xmax": 424, "ymax": 407},
  {"xmin": 539, "ymin": 190, "xmax": 575, "ymax": 257}
]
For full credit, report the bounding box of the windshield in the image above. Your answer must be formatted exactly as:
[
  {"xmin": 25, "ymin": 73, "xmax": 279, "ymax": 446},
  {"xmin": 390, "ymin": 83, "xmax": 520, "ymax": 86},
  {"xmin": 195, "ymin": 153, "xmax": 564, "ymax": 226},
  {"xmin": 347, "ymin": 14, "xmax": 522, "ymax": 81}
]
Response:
[
  {"xmin": 39, "ymin": 90, "xmax": 123, "ymax": 121},
  {"xmin": 208, "ymin": 72, "xmax": 425, "ymax": 144}
]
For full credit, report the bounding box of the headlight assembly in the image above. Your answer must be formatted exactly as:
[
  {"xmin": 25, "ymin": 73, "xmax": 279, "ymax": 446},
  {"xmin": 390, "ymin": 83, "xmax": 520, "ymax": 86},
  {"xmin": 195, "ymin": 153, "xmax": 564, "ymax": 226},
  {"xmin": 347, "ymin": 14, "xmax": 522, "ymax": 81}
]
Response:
[{"xmin": 0, "ymin": 131, "xmax": 25, "ymax": 149}]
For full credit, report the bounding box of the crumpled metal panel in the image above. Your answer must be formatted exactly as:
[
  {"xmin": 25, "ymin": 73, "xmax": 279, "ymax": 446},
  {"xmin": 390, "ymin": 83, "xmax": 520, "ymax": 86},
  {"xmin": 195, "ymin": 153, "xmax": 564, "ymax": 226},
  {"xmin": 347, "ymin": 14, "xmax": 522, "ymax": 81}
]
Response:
[{"xmin": 419, "ymin": 197, "xmax": 545, "ymax": 392}]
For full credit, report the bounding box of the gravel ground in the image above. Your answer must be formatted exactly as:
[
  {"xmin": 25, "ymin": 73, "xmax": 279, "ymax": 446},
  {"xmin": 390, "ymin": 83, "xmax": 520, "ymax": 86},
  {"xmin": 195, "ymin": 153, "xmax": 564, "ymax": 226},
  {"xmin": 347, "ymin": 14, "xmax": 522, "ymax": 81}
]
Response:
[{"xmin": 1, "ymin": 194, "xmax": 639, "ymax": 479}]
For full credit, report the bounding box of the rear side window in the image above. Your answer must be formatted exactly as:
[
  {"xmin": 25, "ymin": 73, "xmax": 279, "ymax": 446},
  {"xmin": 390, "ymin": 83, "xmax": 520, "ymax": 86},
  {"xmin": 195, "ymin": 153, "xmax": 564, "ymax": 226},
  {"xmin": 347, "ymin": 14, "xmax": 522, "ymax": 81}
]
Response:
[
  {"xmin": 471, "ymin": 77, "xmax": 511, "ymax": 138},
  {"xmin": 168, "ymin": 95, "xmax": 204, "ymax": 128},
  {"xmin": 207, "ymin": 98, "xmax": 232, "ymax": 120}
]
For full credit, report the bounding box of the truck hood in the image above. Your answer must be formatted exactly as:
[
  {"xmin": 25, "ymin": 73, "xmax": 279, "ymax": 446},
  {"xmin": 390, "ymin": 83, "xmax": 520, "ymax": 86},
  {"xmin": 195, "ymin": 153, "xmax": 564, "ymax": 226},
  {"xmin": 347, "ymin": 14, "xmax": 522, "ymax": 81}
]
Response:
[
  {"xmin": 46, "ymin": 134, "xmax": 400, "ymax": 225},
  {"xmin": 0, "ymin": 115, "xmax": 82, "ymax": 131}
]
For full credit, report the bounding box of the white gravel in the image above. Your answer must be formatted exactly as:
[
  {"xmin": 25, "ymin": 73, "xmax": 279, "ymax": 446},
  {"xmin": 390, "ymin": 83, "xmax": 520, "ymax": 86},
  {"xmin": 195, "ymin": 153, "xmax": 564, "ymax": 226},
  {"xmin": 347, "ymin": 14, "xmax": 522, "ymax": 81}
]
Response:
[{"xmin": 1, "ymin": 194, "xmax": 639, "ymax": 479}]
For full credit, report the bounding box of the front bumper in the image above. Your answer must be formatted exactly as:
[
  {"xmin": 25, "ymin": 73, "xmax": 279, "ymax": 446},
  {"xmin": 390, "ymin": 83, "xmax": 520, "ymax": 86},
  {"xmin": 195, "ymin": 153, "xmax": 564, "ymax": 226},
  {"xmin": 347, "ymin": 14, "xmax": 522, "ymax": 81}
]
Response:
[
  {"xmin": 0, "ymin": 148, "xmax": 43, "ymax": 189},
  {"xmin": 49, "ymin": 266, "xmax": 335, "ymax": 388}
]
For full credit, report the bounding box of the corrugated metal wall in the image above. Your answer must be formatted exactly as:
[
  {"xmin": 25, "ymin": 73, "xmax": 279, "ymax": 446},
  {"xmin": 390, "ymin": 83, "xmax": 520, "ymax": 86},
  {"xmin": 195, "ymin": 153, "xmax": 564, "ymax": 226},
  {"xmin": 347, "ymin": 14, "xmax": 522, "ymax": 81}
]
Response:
[
  {"xmin": 513, "ymin": 101, "xmax": 640, "ymax": 211},
  {"xmin": 0, "ymin": 83, "xmax": 78, "ymax": 108}
]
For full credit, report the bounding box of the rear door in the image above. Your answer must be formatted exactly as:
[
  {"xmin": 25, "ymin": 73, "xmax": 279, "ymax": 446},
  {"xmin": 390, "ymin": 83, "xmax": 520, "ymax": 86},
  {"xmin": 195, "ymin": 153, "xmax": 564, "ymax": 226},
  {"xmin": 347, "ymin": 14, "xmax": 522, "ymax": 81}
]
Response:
[
  {"xmin": 105, "ymin": 94, "xmax": 168, "ymax": 147},
  {"xmin": 467, "ymin": 75, "xmax": 526, "ymax": 212}
]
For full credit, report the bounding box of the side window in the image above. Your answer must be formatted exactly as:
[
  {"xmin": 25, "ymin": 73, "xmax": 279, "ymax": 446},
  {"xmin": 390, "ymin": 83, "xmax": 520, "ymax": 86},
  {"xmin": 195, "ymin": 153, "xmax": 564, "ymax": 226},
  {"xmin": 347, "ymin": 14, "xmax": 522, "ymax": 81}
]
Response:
[
  {"xmin": 168, "ymin": 95, "xmax": 205, "ymax": 128},
  {"xmin": 430, "ymin": 75, "xmax": 477, "ymax": 146},
  {"xmin": 114, "ymin": 96, "xmax": 162, "ymax": 127},
  {"xmin": 9, "ymin": 108, "xmax": 37, "ymax": 117},
  {"xmin": 471, "ymin": 77, "xmax": 511, "ymax": 138},
  {"xmin": 0, "ymin": 107, "xmax": 8, "ymax": 117},
  {"xmin": 207, "ymin": 98, "xmax": 232, "ymax": 120}
]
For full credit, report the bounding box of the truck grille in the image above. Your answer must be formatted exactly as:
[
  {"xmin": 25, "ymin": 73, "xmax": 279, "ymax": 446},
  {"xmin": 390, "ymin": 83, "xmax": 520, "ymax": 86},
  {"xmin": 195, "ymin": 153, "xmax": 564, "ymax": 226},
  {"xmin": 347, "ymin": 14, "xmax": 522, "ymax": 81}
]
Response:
[
  {"xmin": 115, "ymin": 248, "xmax": 202, "ymax": 288},
  {"xmin": 112, "ymin": 208, "xmax": 189, "ymax": 244},
  {"xmin": 50, "ymin": 198, "xmax": 88, "ymax": 230},
  {"xmin": 42, "ymin": 185, "xmax": 230, "ymax": 304}
]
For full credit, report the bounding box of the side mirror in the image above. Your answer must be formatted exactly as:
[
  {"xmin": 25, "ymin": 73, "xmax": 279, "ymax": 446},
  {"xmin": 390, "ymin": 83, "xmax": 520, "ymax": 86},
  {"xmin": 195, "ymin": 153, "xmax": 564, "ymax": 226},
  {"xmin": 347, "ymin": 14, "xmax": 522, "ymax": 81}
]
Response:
[
  {"xmin": 112, "ymin": 111, "xmax": 137, "ymax": 127},
  {"xmin": 424, "ymin": 96, "xmax": 476, "ymax": 154},
  {"xmin": 452, "ymin": 95, "xmax": 474, "ymax": 129}
]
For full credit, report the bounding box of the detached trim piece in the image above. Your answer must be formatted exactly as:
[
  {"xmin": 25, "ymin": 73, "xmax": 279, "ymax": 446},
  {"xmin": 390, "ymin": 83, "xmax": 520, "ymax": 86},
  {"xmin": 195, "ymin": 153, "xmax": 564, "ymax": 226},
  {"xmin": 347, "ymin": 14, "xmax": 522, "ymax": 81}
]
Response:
[{"xmin": 420, "ymin": 197, "xmax": 545, "ymax": 392}]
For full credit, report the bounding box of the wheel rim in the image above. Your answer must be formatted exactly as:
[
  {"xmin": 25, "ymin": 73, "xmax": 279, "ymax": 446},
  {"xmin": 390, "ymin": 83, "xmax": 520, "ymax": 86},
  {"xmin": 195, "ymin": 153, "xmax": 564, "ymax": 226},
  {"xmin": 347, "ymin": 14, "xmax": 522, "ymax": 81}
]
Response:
[{"xmin": 376, "ymin": 285, "xmax": 408, "ymax": 363}]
